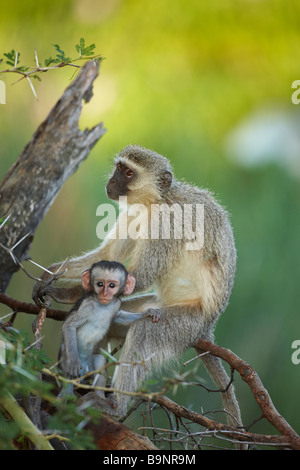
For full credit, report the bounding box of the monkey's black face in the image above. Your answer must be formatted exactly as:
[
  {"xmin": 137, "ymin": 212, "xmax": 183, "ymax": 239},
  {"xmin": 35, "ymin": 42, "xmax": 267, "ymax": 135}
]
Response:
[{"xmin": 106, "ymin": 162, "xmax": 136, "ymax": 200}]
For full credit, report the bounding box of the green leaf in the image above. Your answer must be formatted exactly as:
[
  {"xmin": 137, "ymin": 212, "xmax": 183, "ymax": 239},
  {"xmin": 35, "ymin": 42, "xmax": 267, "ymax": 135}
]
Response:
[
  {"xmin": 44, "ymin": 44, "xmax": 71, "ymax": 66},
  {"xmin": 75, "ymin": 38, "xmax": 96, "ymax": 57},
  {"xmin": 17, "ymin": 66, "xmax": 29, "ymax": 73},
  {"xmin": 44, "ymin": 56, "xmax": 58, "ymax": 66},
  {"xmin": 4, "ymin": 50, "xmax": 19, "ymax": 68},
  {"xmin": 53, "ymin": 44, "xmax": 71, "ymax": 63}
]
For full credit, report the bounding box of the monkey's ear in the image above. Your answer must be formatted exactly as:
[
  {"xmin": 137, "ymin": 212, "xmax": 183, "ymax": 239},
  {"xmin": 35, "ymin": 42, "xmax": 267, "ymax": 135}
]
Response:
[
  {"xmin": 123, "ymin": 274, "xmax": 136, "ymax": 296},
  {"xmin": 81, "ymin": 269, "xmax": 92, "ymax": 291},
  {"xmin": 158, "ymin": 170, "xmax": 172, "ymax": 191}
]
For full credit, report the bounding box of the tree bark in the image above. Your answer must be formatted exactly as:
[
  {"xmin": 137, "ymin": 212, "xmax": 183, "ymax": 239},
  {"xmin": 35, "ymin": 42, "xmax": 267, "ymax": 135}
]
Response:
[
  {"xmin": 86, "ymin": 415, "xmax": 158, "ymax": 450},
  {"xmin": 0, "ymin": 60, "xmax": 106, "ymax": 292}
]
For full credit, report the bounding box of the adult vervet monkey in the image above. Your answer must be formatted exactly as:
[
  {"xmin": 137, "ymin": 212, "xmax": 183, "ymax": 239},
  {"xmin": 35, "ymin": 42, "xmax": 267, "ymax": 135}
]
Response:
[{"xmin": 33, "ymin": 145, "xmax": 242, "ymax": 431}]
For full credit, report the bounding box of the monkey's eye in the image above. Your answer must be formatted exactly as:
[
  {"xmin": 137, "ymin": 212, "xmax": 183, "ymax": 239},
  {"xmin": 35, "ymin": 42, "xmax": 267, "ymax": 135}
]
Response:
[
  {"xmin": 97, "ymin": 282, "xmax": 104, "ymax": 287},
  {"xmin": 126, "ymin": 169, "xmax": 133, "ymax": 177},
  {"xmin": 109, "ymin": 283, "xmax": 116, "ymax": 288}
]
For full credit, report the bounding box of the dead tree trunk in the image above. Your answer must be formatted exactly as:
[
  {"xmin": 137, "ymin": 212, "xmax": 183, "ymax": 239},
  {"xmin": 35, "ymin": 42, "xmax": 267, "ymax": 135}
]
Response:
[{"xmin": 0, "ymin": 60, "xmax": 106, "ymax": 292}]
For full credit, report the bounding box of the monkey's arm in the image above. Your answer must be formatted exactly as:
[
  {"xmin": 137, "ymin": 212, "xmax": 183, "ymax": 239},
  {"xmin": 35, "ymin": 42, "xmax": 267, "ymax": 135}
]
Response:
[
  {"xmin": 32, "ymin": 237, "xmax": 120, "ymax": 305},
  {"xmin": 120, "ymin": 293, "xmax": 158, "ymax": 312},
  {"xmin": 108, "ymin": 306, "xmax": 161, "ymax": 338},
  {"xmin": 34, "ymin": 284, "xmax": 85, "ymax": 305},
  {"xmin": 108, "ymin": 310, "xmax": 145, "ymax": 338},
  {"xmin": 108, "ymin": 293, "xmax": 159, "ymax": 338}
]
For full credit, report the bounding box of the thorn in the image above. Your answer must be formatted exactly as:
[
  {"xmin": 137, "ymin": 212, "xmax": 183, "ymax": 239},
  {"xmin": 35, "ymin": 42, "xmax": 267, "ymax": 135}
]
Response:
[
  {"xmin": 34, "ymin": 49, "xmax": 39, "ymax": 69},
  {"xmin": 26, "ymin": 75, "xmax": 38, "ymax": 101},
  {"xmin": 26, "ymin": 258, "xmax": 55, "ymax": 275},
  {"xmin": 0, "ymin": 214, "xmax": 11, "ymax": 230},
  {"xmin": 11, "ymin": 232, "xmax": 32, "ymax": 251},
  {"xmin": 14, "ymin": 51, "xmax": 19, "ymax": 69}
]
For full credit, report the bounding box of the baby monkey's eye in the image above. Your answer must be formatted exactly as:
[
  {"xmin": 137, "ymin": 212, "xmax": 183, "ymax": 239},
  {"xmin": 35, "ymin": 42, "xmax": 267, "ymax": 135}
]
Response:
[
  {"xmin": 109, "ymin": 283, "xmax": 116, "ymax": 288},
  {"xmin": 97, "ymin": 282, "xmax": 104, "ymax": 287}
]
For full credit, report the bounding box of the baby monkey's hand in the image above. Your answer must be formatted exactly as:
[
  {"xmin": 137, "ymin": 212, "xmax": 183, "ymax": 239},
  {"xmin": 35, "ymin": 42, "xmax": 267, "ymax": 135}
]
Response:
[{"xmin": 142, "ymin": 308, "xmax": 162, "ymax": 323}]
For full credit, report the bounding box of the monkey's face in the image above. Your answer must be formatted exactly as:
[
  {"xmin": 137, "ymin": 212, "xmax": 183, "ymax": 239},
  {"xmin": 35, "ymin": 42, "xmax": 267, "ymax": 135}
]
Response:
[
  {"xmin": 106, "ymin": 162, "xmax": 136, "ymax": 201},
  {"xmin": 106, "ymin": 157, "xmax": 173, "ymax": 205},
  {"xmin": 93, "ymin": 274, "xmax": 123, "ymax": 305}
]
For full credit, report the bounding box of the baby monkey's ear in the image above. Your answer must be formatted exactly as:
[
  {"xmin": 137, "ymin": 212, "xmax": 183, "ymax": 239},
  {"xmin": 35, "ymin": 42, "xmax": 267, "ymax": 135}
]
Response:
[
  {"xmin": 122, "ymin": 274, "xmax": 136, "ymax": 296},
  {"xmin": 81, "ymin": 269, "xmax": 92, "ymax": 291}
]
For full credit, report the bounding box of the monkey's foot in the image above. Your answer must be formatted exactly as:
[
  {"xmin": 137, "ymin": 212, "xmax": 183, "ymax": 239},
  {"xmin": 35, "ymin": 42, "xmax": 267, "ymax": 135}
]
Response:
[{"xmin": 77, "ymin": 391, "xmax": 120, "ymax": 416}]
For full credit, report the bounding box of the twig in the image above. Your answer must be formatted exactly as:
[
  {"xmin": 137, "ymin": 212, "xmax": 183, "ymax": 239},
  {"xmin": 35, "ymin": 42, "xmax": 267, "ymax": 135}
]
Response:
[
  {"xmin": 195, "ymin": 339, "xmax": 300, "ymax": 448},
  {"xmin": 183, "ymin": 350, "xmax": 210, "ymax": 366},
  {"xmin": 153, "ymin": 394, "xmax": 299, "ymax": 449},
  {"xmin": 32, "ymin": 307, "xmax": 47, "ymax": 350},
  {"xmin": 148, "ymin": 402, "xmax": 158, "ymax": 447},
  {"xmin": 0, "ymin": 232, "xmax": 49, "ymax": 283},
  {"xmin": 0, "ymin": 48, "xmax": 103, "ymax": 99},
  {"xmin": 119, "ymin": 399, "xmax": 144, "ymax": 423},
  {"xmin": 0, "ymin": 292, "xmax": 67, "ymax": 321},
  {"xmin": 42, "ymin": 366, "xmax": 164, "ymax": 401}
]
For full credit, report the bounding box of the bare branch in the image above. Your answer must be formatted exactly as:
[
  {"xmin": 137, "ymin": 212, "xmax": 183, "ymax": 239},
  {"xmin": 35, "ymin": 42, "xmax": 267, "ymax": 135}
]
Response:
[
  {"xmin": 153, "ymin": 394, "xmax": 300, "ymax": 449},
  {"xmin": 0, "ymin": 292, "xmax": 67, "ymax": 321},
  {"xmin": 195, "ymin": 339, "xmax": 300, "ymax": 447}
]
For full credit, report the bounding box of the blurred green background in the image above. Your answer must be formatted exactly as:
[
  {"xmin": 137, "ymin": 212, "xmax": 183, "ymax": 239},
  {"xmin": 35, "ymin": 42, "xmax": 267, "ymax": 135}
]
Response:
[{"xmin": 1, "ymin": 0, "xmax": 300, "ymax": 442}]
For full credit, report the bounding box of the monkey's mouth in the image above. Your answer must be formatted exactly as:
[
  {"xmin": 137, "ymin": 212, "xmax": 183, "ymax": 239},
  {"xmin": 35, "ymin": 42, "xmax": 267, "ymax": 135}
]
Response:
[
  {"xmin": 106, "ymin": 183, "xmax": 129, "ymax": 201},
  {"xmin": 106, "ymin": 187, "xmax": 118, "ymax": 200},
  {"xmin": 100, "ymin": 299, "xmax": 112, "ymax": 304}
]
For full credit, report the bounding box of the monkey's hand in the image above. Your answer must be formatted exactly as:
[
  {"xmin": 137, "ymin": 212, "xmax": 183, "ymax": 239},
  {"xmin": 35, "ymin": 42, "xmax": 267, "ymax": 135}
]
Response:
[
  {"xmin": 33, "ymin": 283, "xmax": 84, "ymax": 306},
  {"xmin": 32, "ymin": 281, "xmax": 53, "ymax": 308},
  {"xmin": 142, "ymin": 308, "xmax": 162, "ymax": 323}
]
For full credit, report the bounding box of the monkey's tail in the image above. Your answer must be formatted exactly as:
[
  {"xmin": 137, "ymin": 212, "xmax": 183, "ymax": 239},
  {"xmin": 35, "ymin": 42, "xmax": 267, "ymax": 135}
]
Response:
[{"xmin": 201, "ymin": 353, "xmax": 247, "ymax": 450}]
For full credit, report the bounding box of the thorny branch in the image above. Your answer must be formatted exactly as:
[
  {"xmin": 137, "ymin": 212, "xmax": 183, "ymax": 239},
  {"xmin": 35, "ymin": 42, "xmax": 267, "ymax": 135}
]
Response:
[
  {"xmin": 195, "ymin": 339, "xmax": 300, "ymax": 448},
  {"xmin": 0, "ymin": 293, "xmax": 67, "ymax": 323},
  {"xmin": 152, "ymin": 395, "xmax": 300, "ymax": 450},
  {"xmin": 146, "ymin": 341, "xmax": 300, "ymax": 450},
  {"xmin": 0, "ymin": 216, "xmax": 66, "ymax": 284},
  {"xmin": 0, "ymin": 44, "xmax": 102, "ymax": 100}
]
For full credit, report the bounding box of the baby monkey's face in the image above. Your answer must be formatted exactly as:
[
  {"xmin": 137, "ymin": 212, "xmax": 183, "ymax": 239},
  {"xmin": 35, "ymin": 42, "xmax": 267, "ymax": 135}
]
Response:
[{"xmin": 92, "ymin": 270, "xmax": 124, "ymax": 305}]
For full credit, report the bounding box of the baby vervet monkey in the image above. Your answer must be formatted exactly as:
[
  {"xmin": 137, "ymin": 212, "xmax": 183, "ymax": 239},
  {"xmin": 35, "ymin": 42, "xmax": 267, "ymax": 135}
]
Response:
[{"xmin": 59, "ymin": 260, "xmax": 159, "ymax": 398}]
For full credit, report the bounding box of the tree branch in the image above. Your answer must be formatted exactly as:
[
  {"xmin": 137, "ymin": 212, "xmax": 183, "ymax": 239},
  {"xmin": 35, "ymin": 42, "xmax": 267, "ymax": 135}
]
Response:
[
  {"xmin": 153, "ymin": 395, "xmax": 298, "ymax": 449},
  {"xmin": 0, "ymin": 59, "xmax": 106, "ymax": 292},
  {"xmin": 189, "ymin": 339, "xmax": 300, "ymax": 449},
  {"xmin": 0, "ymin": 292, "xmax": 67, "ymax": 321},
  {"xmin": 0, "ymin": 390, "xmax": 54, "ymax": 450}
]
